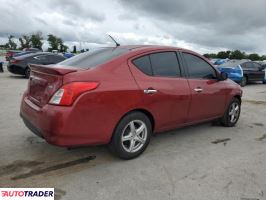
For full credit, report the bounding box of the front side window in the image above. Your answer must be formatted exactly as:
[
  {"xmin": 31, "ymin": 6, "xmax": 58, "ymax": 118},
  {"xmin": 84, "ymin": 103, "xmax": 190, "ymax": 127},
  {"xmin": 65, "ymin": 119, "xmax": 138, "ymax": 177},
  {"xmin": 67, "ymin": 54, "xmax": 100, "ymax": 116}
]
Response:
[{"xmin": 183, "ymin": 53, "xmax": 216, "ymax": 79}]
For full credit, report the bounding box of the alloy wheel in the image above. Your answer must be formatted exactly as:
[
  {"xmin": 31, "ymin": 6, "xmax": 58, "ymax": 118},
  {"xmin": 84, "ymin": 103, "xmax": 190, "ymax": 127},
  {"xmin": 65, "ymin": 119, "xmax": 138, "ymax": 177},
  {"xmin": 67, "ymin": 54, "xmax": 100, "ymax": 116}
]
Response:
[
  {"xmin": 121, "ymin": 120, "xmax": 147, "ymax": 153},
  {"xmin": 228, "ymin": 102, "xmax": 240, "ymax": 123}
]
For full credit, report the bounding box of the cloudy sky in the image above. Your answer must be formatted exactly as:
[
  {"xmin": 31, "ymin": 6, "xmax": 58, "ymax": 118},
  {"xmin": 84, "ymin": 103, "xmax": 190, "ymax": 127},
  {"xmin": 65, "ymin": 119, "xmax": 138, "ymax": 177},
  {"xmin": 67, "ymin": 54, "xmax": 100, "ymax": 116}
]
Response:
[{"xmin": 0, "ymin": 0, "xmax": 266, "ymax": 54}]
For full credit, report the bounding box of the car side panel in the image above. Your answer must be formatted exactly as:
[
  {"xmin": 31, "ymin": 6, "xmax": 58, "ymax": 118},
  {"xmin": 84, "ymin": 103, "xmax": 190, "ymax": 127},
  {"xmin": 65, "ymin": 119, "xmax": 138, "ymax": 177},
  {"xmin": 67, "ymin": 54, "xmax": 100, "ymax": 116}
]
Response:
[{"xmin": 127, "ymin": 51, "xmax": 191, "ymax": 132}]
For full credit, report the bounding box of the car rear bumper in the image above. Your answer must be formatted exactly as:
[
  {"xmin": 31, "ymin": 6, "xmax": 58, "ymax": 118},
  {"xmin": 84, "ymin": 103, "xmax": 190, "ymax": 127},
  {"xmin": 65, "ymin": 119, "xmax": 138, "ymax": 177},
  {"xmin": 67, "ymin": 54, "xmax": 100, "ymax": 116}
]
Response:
[
  {"xmin": 20, "ymin": 94, "xmax": 111, "ymax": 147},
  {"xmin": 7, "ymin": 64, "xmax": 25, "ymax": 75}
]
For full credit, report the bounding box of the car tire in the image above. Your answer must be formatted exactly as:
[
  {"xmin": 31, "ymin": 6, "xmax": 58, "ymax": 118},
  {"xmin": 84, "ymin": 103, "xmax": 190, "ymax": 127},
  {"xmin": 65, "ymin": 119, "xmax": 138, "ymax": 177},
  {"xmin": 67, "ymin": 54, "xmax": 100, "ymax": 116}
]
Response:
[
  {"xmin": 24, "ymin": 67, "xmax": 31, "ymax": 79},
  {"xmin": 220, "ymin": 98, "xmax": 241, "ymax": 127},
  {"xmin": 109, "ymin": 112, "xmax": 152, "ymax": 160},
  {"xmin": 263, "ymin": 80, "xmax": 266, "ymax": 84},
  {"xmin": 240, "ymin": 76, "xmax": 247, "ymax": 87}
]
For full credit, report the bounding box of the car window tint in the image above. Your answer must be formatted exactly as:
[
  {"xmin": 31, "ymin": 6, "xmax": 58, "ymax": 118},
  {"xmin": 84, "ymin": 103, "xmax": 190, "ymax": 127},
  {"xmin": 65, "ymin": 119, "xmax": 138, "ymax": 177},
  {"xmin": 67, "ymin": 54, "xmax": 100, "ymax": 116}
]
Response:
[
  {"xmin": 149, "ymin": 52, "xmax": 181, "ymax": 77},
  {"xmin": 55, "ymin": 47, "xmax": 129, "ymax": 69},
  {"xmin": 253, "ymin": 63, "xmax": 261, "ymax": 70},
  {"xmin": 245, "ymin": 62, "xmax": 254, "ymax": 68},
  {"xmin": 34, "ymin": 55, "xmax": 48, "ymax": 61},
  {"xmin": 48, "ymin": 55, "xmax": 65, "ymax": 63},
  {"xmin": 183, "ymin": 53, "xmax": 216, "ymax": 79},
  {"xmin": 132, "ymin": 55, "xmax": 153, "ymax": 75}
]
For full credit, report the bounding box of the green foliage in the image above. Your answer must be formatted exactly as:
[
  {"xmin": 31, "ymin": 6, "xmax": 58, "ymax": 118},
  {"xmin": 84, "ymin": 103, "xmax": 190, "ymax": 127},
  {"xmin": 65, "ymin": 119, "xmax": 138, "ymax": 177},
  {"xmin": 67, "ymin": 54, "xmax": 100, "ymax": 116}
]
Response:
[
  {"xmin": 229, "ymin": 50, "xmax": 246, "ymax": 59},
  {"xmin": 19, "ymin": 35, "xmax": 31, "ymax": 49},
  {"xmin": 30, "ymin": 32, "xmax": 43, "ymax": 50},
  {"xmin": 248, "ymin": 53, "xmax": 260, "ymax": 61},
  {"xmin": 217, "ymin": 51, "xmax": 230, "ymax": 59},
  {"xmin": 47, "ymin": 34, "xmax": 68, "ymax": 52},
  {"xmin": 5, "ymin": 35, "xmax": 17, "ymax": 50}
]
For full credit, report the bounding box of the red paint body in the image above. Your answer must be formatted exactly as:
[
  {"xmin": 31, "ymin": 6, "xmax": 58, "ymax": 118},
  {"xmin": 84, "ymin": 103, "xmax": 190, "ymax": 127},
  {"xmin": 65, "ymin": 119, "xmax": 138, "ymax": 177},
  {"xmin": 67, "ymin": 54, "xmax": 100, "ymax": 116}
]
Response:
[{"xmin": 20, "ymin": 46, "xmax": 242, "ymax": 147}]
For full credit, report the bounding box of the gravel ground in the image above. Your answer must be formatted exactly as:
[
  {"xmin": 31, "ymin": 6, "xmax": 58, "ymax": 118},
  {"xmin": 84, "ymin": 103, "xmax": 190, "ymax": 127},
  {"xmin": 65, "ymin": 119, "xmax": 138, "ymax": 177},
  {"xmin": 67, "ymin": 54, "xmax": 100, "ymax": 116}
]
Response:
[{"xmin": 0, "ymin": 58, "xmax": 266, "ymax": 200}]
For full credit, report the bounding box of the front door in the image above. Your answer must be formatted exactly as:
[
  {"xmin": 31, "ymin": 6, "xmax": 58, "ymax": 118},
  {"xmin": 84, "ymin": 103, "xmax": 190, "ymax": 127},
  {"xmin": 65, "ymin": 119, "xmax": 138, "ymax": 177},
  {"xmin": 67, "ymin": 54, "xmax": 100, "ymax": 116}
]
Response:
[{"xmin": 181, "ymin": 52, "xmax": 227, "ymax": 123}]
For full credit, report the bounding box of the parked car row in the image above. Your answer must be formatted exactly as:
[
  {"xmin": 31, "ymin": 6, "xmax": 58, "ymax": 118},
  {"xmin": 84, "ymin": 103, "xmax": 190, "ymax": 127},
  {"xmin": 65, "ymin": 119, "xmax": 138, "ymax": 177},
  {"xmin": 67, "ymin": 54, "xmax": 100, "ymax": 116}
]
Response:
[
  {"xmin": 5, "ymin": 48, "xmax": 42, "ymax": 61},
  {"xmin": 7, "ymin": 52, "xmax": 66, "ymax": 78},
  {"xmin": 216, "ymin": 60, "xmax": 266, "ymax": 86}
]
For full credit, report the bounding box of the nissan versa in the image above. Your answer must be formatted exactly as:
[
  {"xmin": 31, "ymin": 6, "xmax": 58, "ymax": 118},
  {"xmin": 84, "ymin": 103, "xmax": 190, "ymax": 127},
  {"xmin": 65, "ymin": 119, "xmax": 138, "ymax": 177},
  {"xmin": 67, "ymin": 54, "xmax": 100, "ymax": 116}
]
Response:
[{"xmin": 20, "ymin": 45, "xmax": 242, "ymax": 159}]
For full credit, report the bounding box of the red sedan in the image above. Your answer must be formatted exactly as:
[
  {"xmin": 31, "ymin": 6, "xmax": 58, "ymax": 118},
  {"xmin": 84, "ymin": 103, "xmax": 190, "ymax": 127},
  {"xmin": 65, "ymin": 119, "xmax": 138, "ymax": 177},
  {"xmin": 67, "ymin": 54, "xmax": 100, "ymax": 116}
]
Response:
[{"xmin": 20, "ymin": 45, "xmax": 242, "ymax": 159}]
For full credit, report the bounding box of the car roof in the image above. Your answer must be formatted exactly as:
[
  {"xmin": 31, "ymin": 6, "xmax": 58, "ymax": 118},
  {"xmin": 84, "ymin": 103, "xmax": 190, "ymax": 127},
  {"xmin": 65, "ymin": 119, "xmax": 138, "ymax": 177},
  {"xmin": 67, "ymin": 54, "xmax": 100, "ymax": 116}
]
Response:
[{"xmin": 116, "ymin": 45, "xmax": 184, "ymax": 51}]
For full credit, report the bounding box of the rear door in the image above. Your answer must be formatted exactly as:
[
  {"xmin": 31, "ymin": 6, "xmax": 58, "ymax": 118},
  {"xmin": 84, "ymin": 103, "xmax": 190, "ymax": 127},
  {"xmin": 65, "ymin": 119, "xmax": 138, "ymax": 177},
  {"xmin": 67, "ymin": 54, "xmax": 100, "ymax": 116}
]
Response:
[
  {"xmin": 242, "ymin": 62, "xmax": 265, "ymax": 81},
  {"xmin": 181, "ymin": 52, "xmax": 227, "ymax": 122},
  {"xmin": 128, "ymin": 51, "xmax": 191, "ymax": 131}
]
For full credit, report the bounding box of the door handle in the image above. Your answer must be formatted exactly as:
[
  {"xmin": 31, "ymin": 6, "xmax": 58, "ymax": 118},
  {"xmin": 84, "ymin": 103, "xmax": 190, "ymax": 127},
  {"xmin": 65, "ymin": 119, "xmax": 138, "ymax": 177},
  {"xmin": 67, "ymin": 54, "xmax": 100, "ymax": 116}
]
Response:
[
  {"xmin": 144, "ymin": 89, "xmax": 158, "ymax": 94},
  {"xmin": 194, "ymin": 88, "xmax": 203, "ymax": 92}
]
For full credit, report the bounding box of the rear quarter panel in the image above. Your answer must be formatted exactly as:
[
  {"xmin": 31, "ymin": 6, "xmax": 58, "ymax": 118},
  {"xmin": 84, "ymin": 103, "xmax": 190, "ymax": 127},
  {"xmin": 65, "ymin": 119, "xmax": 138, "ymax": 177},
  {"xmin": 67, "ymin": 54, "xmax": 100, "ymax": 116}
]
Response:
[{"xmin": 61, "ymin": 58, "xmax": 144, "ymax": 143}]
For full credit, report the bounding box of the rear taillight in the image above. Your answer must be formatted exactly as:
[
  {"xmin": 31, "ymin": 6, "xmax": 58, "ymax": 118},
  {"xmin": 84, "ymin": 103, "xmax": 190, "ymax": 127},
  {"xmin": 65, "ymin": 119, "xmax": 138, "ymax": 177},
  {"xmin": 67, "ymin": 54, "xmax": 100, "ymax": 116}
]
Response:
[
  {"xmin": 11, "ymin": 59, "xmax": 20, "ymax": 64},
  {"xmin": 49, "ymin": 82, "xmax": 99, "ymax": 106}
]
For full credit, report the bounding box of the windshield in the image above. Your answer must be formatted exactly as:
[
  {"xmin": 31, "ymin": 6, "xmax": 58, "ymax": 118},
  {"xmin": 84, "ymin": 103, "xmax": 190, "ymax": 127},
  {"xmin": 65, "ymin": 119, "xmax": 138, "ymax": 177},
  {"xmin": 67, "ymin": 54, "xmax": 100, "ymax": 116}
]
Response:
[{"xmin": 55, "ymin": 47, "xmax": 129, "ymax": 69}]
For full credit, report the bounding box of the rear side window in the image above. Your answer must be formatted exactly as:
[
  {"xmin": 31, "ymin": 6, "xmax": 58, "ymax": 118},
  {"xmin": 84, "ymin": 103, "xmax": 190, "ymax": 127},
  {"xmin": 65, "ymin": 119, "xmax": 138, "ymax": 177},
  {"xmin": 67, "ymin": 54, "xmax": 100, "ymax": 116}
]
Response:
[
  {"xmin": 150, "ymin": 52, "xmax": 181, "ymax": 77},
  {"xmin": 48, "ymin": 55, "xmax": 65, "ymax": 63},
  {"xmin": 132, "ymin": 56, "xmax": 153, "ymax": 76},
  {"xmin": 183, "ymin": 53, "xmax": 216, "ymax": 79},
  {"xmin": 33, "ymin": 55, "xmax": 48, "ymax": 61},
  {"xmin": 252, "ymin": 62, "xmax": 261, "ymax": 70},
  {"xmin": 56, "ymin": 48, "xmax": 129, "ymax": 69},
  {"xmin": 132, "ymin": 52, "xmax": 181, "ymax": 77}
]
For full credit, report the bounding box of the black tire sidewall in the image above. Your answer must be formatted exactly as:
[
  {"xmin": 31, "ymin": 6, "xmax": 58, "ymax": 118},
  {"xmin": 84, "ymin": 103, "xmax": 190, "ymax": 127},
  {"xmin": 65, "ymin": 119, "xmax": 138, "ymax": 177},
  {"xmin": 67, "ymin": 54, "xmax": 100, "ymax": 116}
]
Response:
[
  {"xmin": 240, "ymin": 76, "xmax": 247, "ymax": 87},
  {"xmin": 25, "ymin": 67, "xmax": 31, "ymax": 78},
  {"xmin": 222, "ymin": 98, "xmax": 241, "ymax": 127},
  {"xmin": 109, "ymin": 112, "xmax": 152, "ymax": 159}
]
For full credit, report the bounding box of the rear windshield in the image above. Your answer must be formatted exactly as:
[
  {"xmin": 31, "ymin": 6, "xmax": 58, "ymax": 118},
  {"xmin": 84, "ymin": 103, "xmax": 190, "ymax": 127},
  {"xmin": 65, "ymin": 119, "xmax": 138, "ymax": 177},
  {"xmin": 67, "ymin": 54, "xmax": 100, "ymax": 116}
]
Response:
[{"xmin": 55, "ymin": 47, "xmax": 129, "ymax": 69}]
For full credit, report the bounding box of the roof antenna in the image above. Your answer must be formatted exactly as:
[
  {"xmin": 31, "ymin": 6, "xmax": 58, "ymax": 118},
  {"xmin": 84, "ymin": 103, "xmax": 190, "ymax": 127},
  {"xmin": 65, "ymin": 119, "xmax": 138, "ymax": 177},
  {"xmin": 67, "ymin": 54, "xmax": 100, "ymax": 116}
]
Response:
[{"xmin": 108, "ymin": 34, "xmax": 120, "ymax": 47}]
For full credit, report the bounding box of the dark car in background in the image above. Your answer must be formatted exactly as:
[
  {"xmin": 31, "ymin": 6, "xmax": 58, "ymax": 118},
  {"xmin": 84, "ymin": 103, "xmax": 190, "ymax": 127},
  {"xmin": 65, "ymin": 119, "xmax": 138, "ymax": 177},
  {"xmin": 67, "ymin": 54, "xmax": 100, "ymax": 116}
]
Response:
[
  {"xmin": 217, "ymin": 60, "xmax": 266, "ymax": 86},
  {"xmin": 8, "ymin": 52, "xmax": 66, "ymax": 78},
  {"xmin": 5, "ymin": 50, "xmax": 22, "ymax": 61},
  {"xmin": 14, "ymin": 48, "xmax": 43, "ymax": 58},
  {"xmin": 5, "ymin": 48, "xmax": 42, "ymax": 61}
]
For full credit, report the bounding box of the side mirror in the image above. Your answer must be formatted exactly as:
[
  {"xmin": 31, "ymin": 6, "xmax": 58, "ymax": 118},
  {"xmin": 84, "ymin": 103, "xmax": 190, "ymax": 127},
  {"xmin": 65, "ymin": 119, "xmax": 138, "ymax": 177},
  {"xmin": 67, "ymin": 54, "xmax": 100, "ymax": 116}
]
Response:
[{"xmin": 219, "ymin": 72, "xmax": 228, "ymax": 81}]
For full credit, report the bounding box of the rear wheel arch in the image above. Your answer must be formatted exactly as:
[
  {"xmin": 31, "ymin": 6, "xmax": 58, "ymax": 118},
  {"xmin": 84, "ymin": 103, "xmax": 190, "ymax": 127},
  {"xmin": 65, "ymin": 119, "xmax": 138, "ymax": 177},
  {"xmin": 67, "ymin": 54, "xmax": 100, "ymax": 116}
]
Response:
[
  {"xmin": 112, "ymin": 108, "xmax": 155, "ymax": 137},
  {"xmin": 234, "ymin": 95, "xmax": 242, "ymax": 104}
]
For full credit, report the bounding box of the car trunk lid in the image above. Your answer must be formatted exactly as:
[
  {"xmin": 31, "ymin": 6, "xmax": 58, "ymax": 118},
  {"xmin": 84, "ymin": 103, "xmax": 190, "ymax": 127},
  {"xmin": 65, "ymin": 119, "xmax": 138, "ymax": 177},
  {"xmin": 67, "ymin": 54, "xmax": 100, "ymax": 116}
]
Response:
[{"xmin": 28, "ymin": 64, "xmax": 79, "ymax": 107}]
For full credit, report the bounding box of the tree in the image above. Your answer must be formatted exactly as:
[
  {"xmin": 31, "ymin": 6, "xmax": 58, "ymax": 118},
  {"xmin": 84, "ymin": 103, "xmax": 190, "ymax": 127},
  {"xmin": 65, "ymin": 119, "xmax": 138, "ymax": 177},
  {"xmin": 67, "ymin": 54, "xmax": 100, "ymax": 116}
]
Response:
[
  {"xmin": 217, "ymin": 51, "xmax": 230, "ymax": 59},
  {"xmin": 248, "ymin": 53, "xmax": 260, "ymax": 61},
  {"xmin": 47, "ymin": 34, "xmax": 68, "ymax": 52},
  {"xmin": 260, "ymin": 55, "xmax": 266, "ymax": 61},
  {"xmin": 5, "ymin": 35, "xmax": 17, "ymax": 50},
  {"xmin": 30, "ymin": 32, "xmax": 43, "ymax": 50},
  {"xmin": 229, "ymin": 50, "xmax": 246, "ymax": 59},
  {"xmin": 47, "ymin": 34, "xmax": 59, "ymax": 51},
  {"xmin": 72, "ymin": 45, "xmax": 77, "ymax": 53},
  {"xmin": 19, "ymin": 34, "xmax": 31, "ymax": 49}
]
